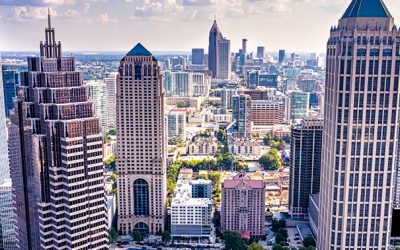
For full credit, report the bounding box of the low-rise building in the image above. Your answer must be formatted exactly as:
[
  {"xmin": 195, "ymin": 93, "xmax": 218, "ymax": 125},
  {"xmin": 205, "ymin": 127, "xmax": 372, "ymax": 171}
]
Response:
[
  {"xmin": 188, "ymin": 137, "xmax": 218, "ymax": 156},
  {"xmin": 230, "ymin": 138, "xmax": 261, "ymax": 157},
  {"xmin": 171, "ymin": 180, "xmax": 213, "ymax": 239}
]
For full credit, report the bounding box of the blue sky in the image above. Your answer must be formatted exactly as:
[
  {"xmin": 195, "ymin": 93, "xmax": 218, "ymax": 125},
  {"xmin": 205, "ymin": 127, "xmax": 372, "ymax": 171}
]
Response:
[{"xmin": 0, "ymin": 0, "xmax": 399, "ymax": 53}]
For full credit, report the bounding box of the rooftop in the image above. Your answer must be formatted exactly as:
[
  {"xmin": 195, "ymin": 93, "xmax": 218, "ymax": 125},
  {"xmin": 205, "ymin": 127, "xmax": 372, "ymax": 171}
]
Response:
[
  {"xmin": 223, "ymin": 173, "xmax": 265, "ymax": 189},
  {"xmin": 127, "ymin": 43, "xmax": 152, "ymax": 56},
  {"xmin": 342, "ymin": 0, "xmax": 392, "ymax": 18}
]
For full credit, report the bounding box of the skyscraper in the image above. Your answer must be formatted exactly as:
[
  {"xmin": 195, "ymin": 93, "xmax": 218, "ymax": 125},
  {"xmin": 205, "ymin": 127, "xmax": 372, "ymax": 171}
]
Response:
[
  {"xmin": 232, "ymin": 94, "xmax": 252, "ymax": 138},
  {"xmin": 257, "ymin": 46, "xmax": 265, "ymax": 59},
  {"xmin": 87, "ymin": 80, "xmax": 108, "ymax": 134},
  {"xmin": 0, "ymin": 59, "xmax": 17, "ymax": 250},
  {"xmin": 242, "ymin": 38, "xmax": 248, "ymax": 57},
  {"xmin": 221, "ymin": 173, "xmax": 265, "ymax": 239},
  {"xmin": 278, "ymin": 49, "xmax": 286, "ymax": 64},
  {"xmin": 105, "ymin": 73, "xmax": 117, "ymax": 129},
  {"xmin": 192, "ymin": 48, "xmax": 205, "ymax": 65},
  {"xmin": 217, "ymin": 38, "xmax": 231, "ymax": 80},
  {"xmin": 9, "ymin": 14, "xmax": 109, "ymax": 249},
  {"xmin": 116, "ymin": 43, "xmax": 166, "ymax": 235},
  {"xmin": 208, "ymin": 19, "xmax": 223, "ymax": 78},
  {"xmin": 318, "ymin": 0, "xmax": 400, "ymax": 248},
  {"xmin": 289, "ymin": 116, "xmax": 323, "ymax": 219}
]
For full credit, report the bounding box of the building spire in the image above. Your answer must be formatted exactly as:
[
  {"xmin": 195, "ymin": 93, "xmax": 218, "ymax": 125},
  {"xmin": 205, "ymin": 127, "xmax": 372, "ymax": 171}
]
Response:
[{"xmin": 47, "ymin": 8, "xmax": 51, "ymax": 29}]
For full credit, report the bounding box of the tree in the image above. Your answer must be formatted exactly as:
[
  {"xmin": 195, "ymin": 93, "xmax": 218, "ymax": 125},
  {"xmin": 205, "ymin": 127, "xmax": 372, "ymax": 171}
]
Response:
[
  {"xmin": 197, "ymin": 173, "xmax": 209, "ymax": 180},
  {"xmin": 275, "ymin": 228, "xmax": 288, "ymax": 245},
  {"xmin": 271, "ymin": 218, "xmax": 286, "ymax": 232},
  {"xmin": 108, "ymin": 227, "xmax": 118, "ymax": 243},
  {"xmin": 272, "ymin": 244, "xmax": 284, "ymax": 250},
  {"xmin": 132, "ymin": 231, "xmax": 143, "ymax": 242},
  {"xmin": 303, "ymin": 235, "xmax": 316, "ymax": 247},
  {"xmin": 248, "ymin": 242, "xmax": 263, "ymax": 250},
  {"xmin": 162, "ymin": 231, "xmax": 171, "ymax": 242},
  {"xmin": 263, "ymin": 134, "xmax": 273, "ymax": 145},
  {"xmin": 259, "ymin": 149, "xmax": 281, "ymax": 170},
  {"xmin": 223, "ymin": 231, "xmax": 247, "ymax": 250},
  {"xmin": 283, "ymin": 134, "xmax": 291, "ymax": 144}
]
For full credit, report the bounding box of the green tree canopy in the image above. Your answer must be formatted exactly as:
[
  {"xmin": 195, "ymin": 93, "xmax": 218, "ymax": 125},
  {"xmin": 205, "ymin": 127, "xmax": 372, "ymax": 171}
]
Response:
[
  {"xmin": 303, "ymin": 235, "xmax": 316, "ymax": 247},
  {"xmin": 223, "ymin": 231, "xmax": 247, "ymax": 250},
  {"xmin": 275, "ymin": 228, "xmax": 288, "ymax": 245},
  {"xmin": 248, "ymin": 242, "xmax": 263, "ymax": 250},
  {"xmin": 162, "ymin": 231, "xmax": 171, "ymax": 242},
  {"xmin": 259, "ymin": 149, "xmax": 281, "ymax": 171}
]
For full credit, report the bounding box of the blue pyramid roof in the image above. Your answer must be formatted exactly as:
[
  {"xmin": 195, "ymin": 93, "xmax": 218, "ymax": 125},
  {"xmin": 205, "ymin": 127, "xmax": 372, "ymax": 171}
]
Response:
[
  {"xmin": 127, "ymin": 43, "xmax": 152, "ymax": 56},
  {"xmin": 342, "ymin": 0, "xmax": 392, "ymax": 18}
]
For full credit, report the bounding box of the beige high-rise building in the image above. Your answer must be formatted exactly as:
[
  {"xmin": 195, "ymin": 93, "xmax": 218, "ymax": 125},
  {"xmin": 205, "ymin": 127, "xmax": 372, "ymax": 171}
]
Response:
[
  {"xmin": 318, "ymin": 0, "xmax": 400, "ymax": 249},
  {"xmin": 116, "ymin": 43, "xmax": 166, "ymax": 235}
]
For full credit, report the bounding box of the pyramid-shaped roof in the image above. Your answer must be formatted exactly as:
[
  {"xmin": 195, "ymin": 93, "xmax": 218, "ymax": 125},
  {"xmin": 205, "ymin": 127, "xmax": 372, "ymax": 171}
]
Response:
[
  {"xmin": 127, "ymin": 43, "xmax": 152, "ymax": 56},
  {"xmin": 342, "ymin": 0, "xmax": 392, "ymax": 18}
]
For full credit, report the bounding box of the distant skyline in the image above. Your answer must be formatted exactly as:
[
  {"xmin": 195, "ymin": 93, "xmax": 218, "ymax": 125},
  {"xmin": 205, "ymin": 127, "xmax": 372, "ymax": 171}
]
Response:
[{"xmin": 0, "ymin": 0, "xmax": 400, "ymax": 53}]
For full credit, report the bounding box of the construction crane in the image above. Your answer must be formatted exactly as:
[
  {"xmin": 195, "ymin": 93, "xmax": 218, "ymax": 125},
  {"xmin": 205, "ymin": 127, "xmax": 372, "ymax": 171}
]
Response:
[
  {"xmin": 226, "ymin": 120, "xmax": 236, "ymax": 171},
  {"xmin": 279, "ymin": 133, "xmax": 285, "ymax": 207}
]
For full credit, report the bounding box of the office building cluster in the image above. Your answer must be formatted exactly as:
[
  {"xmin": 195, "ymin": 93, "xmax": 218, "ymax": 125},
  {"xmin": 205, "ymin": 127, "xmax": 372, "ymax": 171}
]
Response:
[{"xmin": 1, "ymin": 0, "xmax": 400, "ymax": 249}]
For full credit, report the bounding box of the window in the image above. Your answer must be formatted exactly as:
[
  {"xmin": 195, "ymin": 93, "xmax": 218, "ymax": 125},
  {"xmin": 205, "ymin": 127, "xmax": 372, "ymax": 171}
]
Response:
[{"xmin": 134, "ymin": 179, "xmax": 149, "ymax": 216}]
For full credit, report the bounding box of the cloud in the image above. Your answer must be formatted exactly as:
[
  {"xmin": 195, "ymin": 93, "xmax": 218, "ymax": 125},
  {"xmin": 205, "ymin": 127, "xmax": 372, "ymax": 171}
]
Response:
[
  {"xmin": 133, "ymin": 0, "xmax": 182, "ymax": 21},
  {"xmin": 0, "ymin": 0, "xmax": 75, "ymax": 6},
  {"xmin": 97, "ymin": 13, "xmax": 117, "ymax": 23},
  {"xmin": 179, "ymin": 0, "xmax": 215, "ymax": 6},
  {"xmin": 10, "ymin": 6, "xmax": 80, "ymax": 21}
]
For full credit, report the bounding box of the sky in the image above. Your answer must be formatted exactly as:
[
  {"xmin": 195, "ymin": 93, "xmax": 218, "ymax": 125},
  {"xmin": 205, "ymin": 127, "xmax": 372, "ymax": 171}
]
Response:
[{"xmin": 0, "ymin": 0, "xmax": 400, "ymax": 54}]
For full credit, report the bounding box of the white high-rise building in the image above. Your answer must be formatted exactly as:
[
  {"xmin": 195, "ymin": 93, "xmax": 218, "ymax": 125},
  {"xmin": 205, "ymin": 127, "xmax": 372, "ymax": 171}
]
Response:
[
  {"xmin": 105, "ymin": 73, "xmax": 117, "ymax": 129},
  {"xmin": 116, "ymin": 43, "xmax": 166, "ymax": 235},
  {"xmin": 318, "ymin": 0, "xmax": 400, "ymax": 249},
  {"xmin": 87, "ymin": 80, "xmax": 108, "ymax": 133},
  {"xmin": 171, "ymin": 180, "xmax": 213, "ymax": 239},
  {"xmin": 217, "ymin": 38, "xmax": 231, "ymax": 80}
]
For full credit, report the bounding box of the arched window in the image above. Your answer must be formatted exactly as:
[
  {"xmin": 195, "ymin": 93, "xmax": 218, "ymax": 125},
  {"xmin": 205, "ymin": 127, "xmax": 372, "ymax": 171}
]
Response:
[
  {"xmin": 134, "ymin": 222, "xmax": 149, "ymax": 235},
  {"xmin": 133, "ymin": 179, "xmax": 149, "ymax": 216}
]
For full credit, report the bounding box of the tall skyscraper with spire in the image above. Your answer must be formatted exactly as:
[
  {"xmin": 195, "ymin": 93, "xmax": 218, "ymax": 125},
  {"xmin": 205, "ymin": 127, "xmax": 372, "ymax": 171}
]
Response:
[
  {"xmin": 318, "ymin": 0, "xmax": 400, "ymax": 249},
  {"xmin": 208, "ymin": 19, "xmax": 223, "ymax": 78},
  {"xmin": 9, "ymin": 12, "xmax": 109, "ymax": 249},
  {"xmin": 116, "ymin": 43, "xmax": 166, "ymax": 235}
]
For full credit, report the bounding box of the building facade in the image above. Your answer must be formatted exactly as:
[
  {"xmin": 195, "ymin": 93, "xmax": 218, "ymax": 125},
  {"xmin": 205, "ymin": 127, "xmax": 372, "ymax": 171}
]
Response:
[
  {"xmin": 221, "ymin": 174, "xmax": 265, "ymax": 238},
  {"xmin": 0, "ymin": 59, "xmax": 17, "ymax": 250},
  {"xmin": 188, "ymin": 137, "xmax": 218, "ymax": 156},
  {"xmin": 1, "ymin": 69, "xmax": 18, "ymax": 117},
  {"xmin": 318, "ymin": 0, "xmax": 400, "ymax": 249},
  {"xmin": 232, "ymin": 94, "xmax": 252, "ymax": 138},
  {"xmin": 289, "ymin": 91, "xmax": 310, "ymax": 120},
  {"xmin": 251, "ymin": 100, "xmax": 284, "ymax": 126},
  {"xmin": 116, "ymin": 43, "xmax": 166, "ymax": 235},
  {"xmin": 9, "ymin": 15, "xmax": 109, "ymax": 250},
  {"xmin": 289, "ymin": 116, "xmax": 323, "ymax": 219}
]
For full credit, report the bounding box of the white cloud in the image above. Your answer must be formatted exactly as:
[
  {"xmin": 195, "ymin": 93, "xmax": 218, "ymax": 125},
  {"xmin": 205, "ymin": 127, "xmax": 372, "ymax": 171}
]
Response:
[{"xmin": 97, "ymin": 13, "xmax": 117, "ymax": 23}]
